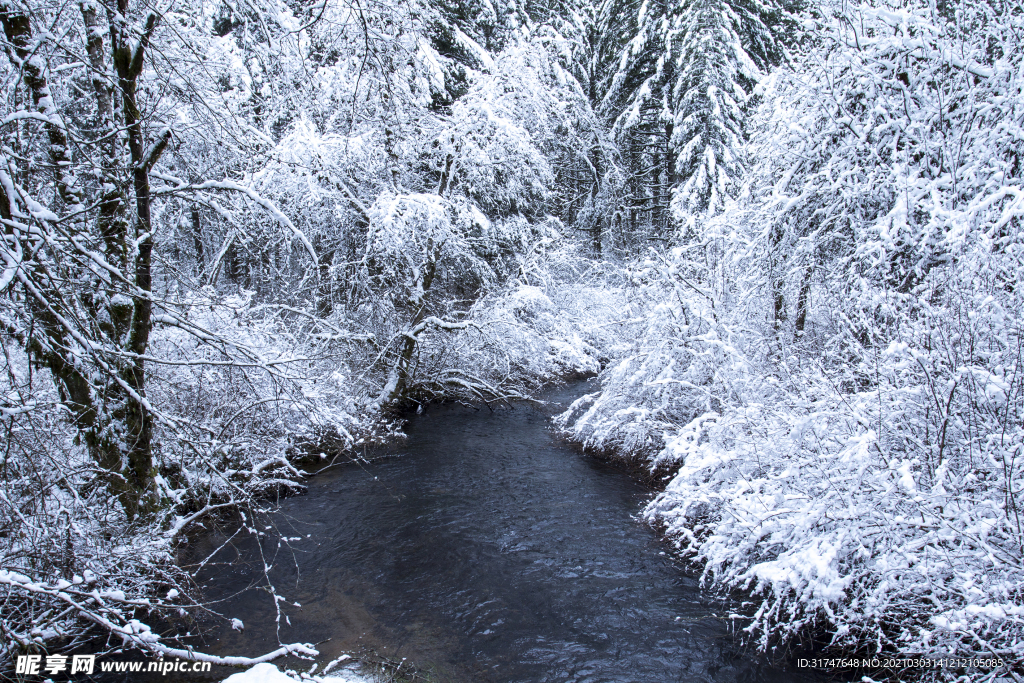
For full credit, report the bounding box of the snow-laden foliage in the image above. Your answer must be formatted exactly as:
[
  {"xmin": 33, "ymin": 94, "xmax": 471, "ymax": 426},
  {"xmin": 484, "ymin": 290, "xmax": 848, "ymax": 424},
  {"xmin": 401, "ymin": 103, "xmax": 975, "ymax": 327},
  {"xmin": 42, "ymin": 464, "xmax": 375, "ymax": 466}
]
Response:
[
  {"xmin": 438, "ymin": 243, "xmax": 632, "ymax": 397},
  {"xmin": 632, "ymin": 263, "xmax": 1024, "ymax": 678},
  {"xmin": 555, "ymin": 249, "xmax": 744, "ymax": 466},
  {"xmin": 563, "ymin": 254, "xmax": 1024, "ymax": 678},
  {"xmin": 559, "ymin": 0, "xmax": 1024, "ymax": 677}
]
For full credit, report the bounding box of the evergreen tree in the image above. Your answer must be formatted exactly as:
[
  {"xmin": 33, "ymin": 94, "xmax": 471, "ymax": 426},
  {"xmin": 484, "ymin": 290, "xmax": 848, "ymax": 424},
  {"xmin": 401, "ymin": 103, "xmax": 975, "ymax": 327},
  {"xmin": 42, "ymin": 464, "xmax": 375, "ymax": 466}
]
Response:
[
  {"xmin": 668, "ymin": 0, "xmax": 752, "ymax": 218},
  {"xmin": 601, "ymin": 0, "xmax": 790, "ymax": 242}
]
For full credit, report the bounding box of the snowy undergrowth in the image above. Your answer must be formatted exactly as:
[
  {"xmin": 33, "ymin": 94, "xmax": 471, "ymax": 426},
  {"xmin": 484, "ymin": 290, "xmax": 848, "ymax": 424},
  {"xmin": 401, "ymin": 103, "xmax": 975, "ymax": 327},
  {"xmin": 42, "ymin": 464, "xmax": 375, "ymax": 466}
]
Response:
[
  {"xmin": 554, "ymin": 249, "xmax": 749, "ymax": 470},
  {"xmin": 433, "ymin": 245, "xmax": 634, "ymax": 400},
  {"xmin": 151, "ymin": 289, "xmax": 394, "ymax": 501}
]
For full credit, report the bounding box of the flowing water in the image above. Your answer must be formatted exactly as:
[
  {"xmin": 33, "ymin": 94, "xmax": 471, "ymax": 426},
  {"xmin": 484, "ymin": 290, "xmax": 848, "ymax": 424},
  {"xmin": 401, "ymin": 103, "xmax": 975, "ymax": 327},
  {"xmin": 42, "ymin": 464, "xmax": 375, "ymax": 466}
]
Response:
[{"xmin": 192, "ymin": 382, "xmax": 822, "ymax": 682}]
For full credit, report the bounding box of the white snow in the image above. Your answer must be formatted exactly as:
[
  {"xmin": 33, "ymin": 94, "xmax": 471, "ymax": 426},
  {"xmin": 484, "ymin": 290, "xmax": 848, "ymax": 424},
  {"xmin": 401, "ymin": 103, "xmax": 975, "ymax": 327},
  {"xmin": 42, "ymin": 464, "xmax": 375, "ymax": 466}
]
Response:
[{"xmin": 222, "ymin": 662, "xmax": 372, "ymax": 683}]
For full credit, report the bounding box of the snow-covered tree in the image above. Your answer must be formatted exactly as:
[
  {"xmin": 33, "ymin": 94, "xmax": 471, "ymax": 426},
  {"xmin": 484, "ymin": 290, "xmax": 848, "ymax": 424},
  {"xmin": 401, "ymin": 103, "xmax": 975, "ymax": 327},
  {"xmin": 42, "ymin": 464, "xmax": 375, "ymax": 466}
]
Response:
[{"xmin": 599, "ymin": 0, "xmax": 789, "ymax": 243}]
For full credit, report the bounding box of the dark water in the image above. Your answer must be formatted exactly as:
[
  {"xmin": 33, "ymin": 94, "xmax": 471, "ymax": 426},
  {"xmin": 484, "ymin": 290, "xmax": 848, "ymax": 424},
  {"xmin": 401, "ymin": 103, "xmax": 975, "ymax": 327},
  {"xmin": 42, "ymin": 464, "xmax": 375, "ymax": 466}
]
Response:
[{"xmin": 195, "ymin": 383, "xmax": 821, "ymax": 682}]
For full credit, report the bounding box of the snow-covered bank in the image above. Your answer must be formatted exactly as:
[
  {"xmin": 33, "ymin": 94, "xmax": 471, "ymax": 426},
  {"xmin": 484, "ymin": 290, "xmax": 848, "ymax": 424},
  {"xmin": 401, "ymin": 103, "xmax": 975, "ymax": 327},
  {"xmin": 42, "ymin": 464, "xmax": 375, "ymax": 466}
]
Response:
[
  {"xmin": 560, "ymin": 254, "xmax": 1024, "ymax": 682},
  {"xmin": 223, "ymin": 662, "xmax": 370, "ymax": 683}
]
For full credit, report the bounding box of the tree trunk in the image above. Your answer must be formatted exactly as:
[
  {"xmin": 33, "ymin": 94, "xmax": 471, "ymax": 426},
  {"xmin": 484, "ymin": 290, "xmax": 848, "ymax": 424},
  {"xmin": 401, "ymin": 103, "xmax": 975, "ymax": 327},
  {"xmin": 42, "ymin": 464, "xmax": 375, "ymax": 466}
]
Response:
[
  {"xmin": 191, "ymin": 205, "xmax": 205, "ymax": 271},
  {"xmin": 769, "ymin": 224, "xmax": 787, "ymax": 331},
  {"xmin": 379, "ymin": 240, "xmax": 440, "ymax": 405},
  {"xmin": 316, "ymin": 238, "xmax": 333, "ymax": 317},
  {"xmin": 0, "ymin": 3, "xmax": 83, "ymax": 209},
  {"xmin": 591, "ymin": 145, "xmax": 602, "ymax": 256},
  {"xmin": 0, "ymin": 2, "xmax": 145, "ymax": 514},
  {"xmin": 794, "ymin": 265, "xmax": 812, "ymax": 339},
  {"xmin": 437, "ymin": 154, "xmax": 454, "ymax": 196},
  {"xmin": 114, "ymin": 8, "xmax": 165, "ymax": 517},
  {"xmin": 81, "ymin": 2, "xmax": 128, "ymax": 273}
]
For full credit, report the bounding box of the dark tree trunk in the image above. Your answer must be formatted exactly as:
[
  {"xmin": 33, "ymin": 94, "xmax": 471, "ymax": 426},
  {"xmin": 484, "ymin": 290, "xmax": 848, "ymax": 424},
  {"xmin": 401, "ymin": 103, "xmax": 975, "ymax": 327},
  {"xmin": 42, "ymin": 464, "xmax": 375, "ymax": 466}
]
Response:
[
  {"xmin": 591, "ymin": 146, "xmax": 603, "ymax": 256},
  {"xmin": 191, "ymin": 205, "xmax": 205, "ymax": 271},
  {"xmin": 0, "ymin": 2, "xmax": 140, "ymax": 512},
  {"xmin": 381, "ymin": 240, "xmax": 440, "ymax": 405},
  {"xmin": 794, "ymin": 265, "xmax": 812, "ymax": 339},
  {"xmin": 111, "ymin": 5, "xmax": 165, "ymax": 518},
  {"xmin": 769, "ymin": 224, "xmax": 787, "ymax": 331},
  {"xmin": 316, "ymin": 238, "xmax": 333, "ymax": 317}
]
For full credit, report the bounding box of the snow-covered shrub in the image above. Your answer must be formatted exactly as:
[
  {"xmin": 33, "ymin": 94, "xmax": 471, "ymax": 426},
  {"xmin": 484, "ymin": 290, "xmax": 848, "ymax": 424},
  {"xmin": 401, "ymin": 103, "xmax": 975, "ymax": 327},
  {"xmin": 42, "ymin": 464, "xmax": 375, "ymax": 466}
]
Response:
[
  {"xmin": 149, "ymin": 290, "xmax": 387, "ymax": 500},
  {"xmin": 353, "ymin": 232, "xmax": 632, "ymax": 405},
  {"xmin": 0, "ymin": 287, "xmax": 391, "ymax": 668},
  {"xmin": 441, "ymin": 244, "xmax": 631, "ymax": 392},
  {"xmin": 555, "ymin": 248, "xmax": 755, "ymax": 468},
  {"xmin": 642, "ymin": 263, "xmax": 1023, "ymax": 678},
  {"xmin": 562, "ymin": 249, "xmax": 1024, "ymax": 679}
]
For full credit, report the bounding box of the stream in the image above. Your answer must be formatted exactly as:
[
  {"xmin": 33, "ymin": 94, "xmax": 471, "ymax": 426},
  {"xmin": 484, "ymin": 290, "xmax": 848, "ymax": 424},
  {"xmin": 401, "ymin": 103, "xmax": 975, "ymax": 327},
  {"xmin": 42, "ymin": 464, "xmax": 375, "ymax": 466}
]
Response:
[{"xmin": 191, "ymin": 381, "xmax": 822, "ymax": 682}]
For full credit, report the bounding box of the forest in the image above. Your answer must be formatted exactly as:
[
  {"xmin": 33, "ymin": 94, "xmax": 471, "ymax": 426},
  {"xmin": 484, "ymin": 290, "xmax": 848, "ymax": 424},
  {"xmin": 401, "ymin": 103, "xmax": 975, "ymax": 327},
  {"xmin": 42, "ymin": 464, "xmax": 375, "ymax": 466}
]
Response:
[{"xmin": 0, "ymin": 0, "xmax": 1021, "ymax": 678}]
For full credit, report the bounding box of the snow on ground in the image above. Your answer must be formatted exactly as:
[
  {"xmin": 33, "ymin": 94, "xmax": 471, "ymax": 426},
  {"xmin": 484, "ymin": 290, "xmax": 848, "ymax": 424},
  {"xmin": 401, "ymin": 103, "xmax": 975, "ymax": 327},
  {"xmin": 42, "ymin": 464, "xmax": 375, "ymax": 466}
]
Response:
[{"xmin": 222, "ymin": 662, "xmax": 373, "ymax": 683}]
